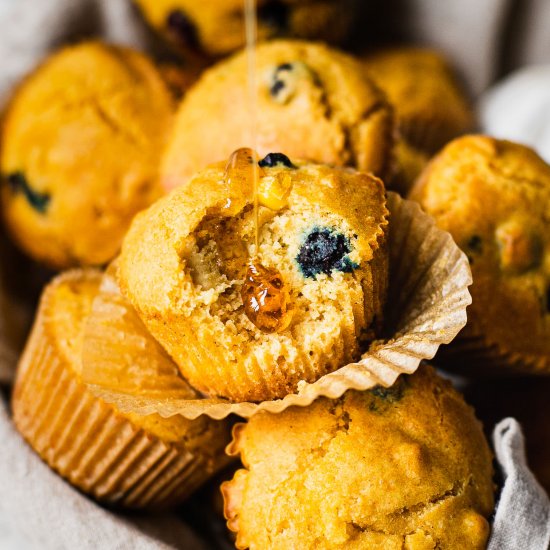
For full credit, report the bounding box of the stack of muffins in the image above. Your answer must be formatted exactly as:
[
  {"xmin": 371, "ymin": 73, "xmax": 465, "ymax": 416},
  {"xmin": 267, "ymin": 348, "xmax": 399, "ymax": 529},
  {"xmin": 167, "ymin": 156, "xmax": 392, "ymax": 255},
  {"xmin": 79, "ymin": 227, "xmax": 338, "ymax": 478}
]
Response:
[{"xmin": 0, "ymin": 1, "xmax": 548, "ymax": 548}]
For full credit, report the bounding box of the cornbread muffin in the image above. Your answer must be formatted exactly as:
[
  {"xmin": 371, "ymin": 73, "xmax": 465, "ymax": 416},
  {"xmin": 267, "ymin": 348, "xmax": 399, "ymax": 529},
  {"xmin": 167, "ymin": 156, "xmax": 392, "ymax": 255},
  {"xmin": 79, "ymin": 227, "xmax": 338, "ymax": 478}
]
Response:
[
  {"xmin": 410, "ymin": 135, "xmax": 550, "ymax": 373},
  {"xmin": 1, "ymin": 42, "xmax": 174, "ymax": 269},
  {"xmin": 464, "ymin": 378, "xmax": 550, "ymax": 495},
  {"xmin": 363, "ymin": 47, "xmax": 474, "ymax": 154},
  {"xmin": 134, "ymin": 0, "xmax": 354, "ymax": 58},
  {"xmin": 222, "ymin": 365, "xmax": 494, "ymax": 550},
  {"xmin": 119, "ymin": 153, "xmax": 389, "ymax": 402},
  {"xmin": 161, "ymin": 40, "xmax": 395, "ymax": 191},
  {"xmin": 12, "ymin": 269, "xmax": 232, "ymax": 509}
]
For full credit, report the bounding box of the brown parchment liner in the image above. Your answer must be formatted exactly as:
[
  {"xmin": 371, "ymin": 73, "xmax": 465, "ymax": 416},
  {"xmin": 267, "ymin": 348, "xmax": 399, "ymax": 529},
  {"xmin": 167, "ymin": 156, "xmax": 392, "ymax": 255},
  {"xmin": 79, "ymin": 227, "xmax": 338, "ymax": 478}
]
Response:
[
  {"xmin": 82, "ymin": 192, "xmax": 472, "ymax": 420},
  {"xmin": 13, "ymin": 270, "xmax": 233, "ymax": 509}
]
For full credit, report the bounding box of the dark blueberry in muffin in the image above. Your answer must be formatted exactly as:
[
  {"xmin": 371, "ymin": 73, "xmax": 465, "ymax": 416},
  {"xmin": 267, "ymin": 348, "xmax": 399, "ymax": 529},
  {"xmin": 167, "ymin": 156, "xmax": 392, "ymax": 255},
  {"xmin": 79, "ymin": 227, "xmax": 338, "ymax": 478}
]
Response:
[
  {"xmin": 258, "ymin": 1, "xmax": 289, "ymax": 32},
  {"xmin": 259, "ymin": 152, "xmax": 295, "ymax": 169},
  {"xmin": 5, "ymin": 172, "xmax": 50, "ymax": 213},
  {"xmin": 368, "ymin": 378, "xmax": 407, "ymax": 412},
  {"xmin": 296, "ymin": 227, "xmax": 358, "ymax": 279},
  {"xmin": 166, "ymin": 9, "xmax": 199, "ymax": 49},
  {"xmin": 370, "ymin": 383, "xmax": 404, "ymax": 403},
  {"xmin": 269, "ymin": 63, "xmax": 293, "ymax": 98}
]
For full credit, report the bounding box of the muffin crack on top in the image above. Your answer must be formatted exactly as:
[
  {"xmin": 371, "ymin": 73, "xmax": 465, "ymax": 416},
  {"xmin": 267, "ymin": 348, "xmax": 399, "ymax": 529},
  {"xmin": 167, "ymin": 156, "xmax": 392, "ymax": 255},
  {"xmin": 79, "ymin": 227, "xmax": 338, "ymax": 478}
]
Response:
[{"xmin": 223, "ymin": 367, "xmax": 494, "ymax": 549}]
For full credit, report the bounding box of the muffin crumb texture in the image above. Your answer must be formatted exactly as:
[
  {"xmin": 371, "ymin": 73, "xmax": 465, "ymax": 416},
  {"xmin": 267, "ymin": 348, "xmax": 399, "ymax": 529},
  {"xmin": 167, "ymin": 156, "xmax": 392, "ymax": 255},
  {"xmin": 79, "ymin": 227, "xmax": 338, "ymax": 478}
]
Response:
[
  {"xmin": 223, "ymin": 366, "xmax": 494, "ymax": 549},
  {"xmin": 120, "ymin": 159, "xmax": 388, "ymax": 401},
  {"xmin": 410, "ymin": 135, "xmax": 550, "ymax": 371},
  {"xmin": 1, "ymin": 42, "xmax": 174, "ymax": 268},
  {"xmin": 160, "ymin": 40, "xmax": 395, "ymax": 192}
]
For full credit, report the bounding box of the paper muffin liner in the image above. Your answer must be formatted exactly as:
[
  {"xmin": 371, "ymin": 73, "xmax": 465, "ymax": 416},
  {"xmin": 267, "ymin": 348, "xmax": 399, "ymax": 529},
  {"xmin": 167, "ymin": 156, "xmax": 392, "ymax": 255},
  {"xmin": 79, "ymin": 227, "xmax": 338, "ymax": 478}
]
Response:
[
  {"xmin": 12, "ymin": 270, "xmax": 233, "ymax": 509},
  {"xmin": 81, "ymin": 192, "xmax": 472, "ymax": 419}
]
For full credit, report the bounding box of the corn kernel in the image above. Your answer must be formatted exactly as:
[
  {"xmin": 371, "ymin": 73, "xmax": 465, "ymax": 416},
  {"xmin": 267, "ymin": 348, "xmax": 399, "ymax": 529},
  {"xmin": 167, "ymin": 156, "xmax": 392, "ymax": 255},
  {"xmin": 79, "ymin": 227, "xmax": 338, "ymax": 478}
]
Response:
[{"xmin": 258, "ymin": 172, "xmax": 293, "ymax": 210}]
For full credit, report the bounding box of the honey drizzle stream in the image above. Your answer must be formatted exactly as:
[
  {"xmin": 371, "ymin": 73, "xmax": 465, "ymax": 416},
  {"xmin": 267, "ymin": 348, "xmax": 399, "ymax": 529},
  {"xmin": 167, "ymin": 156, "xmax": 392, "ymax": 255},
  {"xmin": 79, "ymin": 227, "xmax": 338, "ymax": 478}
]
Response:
[
  {"xmin": 244, "ymin": 0, "xmax": 260, "ymax": 251},
  {"xmin": 219, "ymin": 1, "xmax": 293, "ymax": 334}
]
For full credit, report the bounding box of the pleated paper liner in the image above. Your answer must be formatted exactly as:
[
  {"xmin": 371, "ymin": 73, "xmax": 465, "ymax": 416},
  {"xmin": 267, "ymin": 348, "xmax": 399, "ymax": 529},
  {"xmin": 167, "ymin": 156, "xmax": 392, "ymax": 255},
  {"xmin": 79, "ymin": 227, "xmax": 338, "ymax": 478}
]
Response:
[
  {"xmin": 82, "ymin": 192, "xmax": 472, "ymax": 419},
  {"xmin": 12, "ymin": 269, "xmax": 233, "ymax": 509},
  {"xmin": 81, "ymin": 192, "xmax": 472, "ymax": 419}
]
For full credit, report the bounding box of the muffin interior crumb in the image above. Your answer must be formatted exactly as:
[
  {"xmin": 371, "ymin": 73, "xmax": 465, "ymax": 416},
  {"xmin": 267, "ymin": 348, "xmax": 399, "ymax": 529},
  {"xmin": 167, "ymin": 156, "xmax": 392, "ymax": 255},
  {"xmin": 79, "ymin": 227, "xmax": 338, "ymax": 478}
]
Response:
[{"xmin": 185, "ymin": 195, "xmax": 365, "ymax": 369}]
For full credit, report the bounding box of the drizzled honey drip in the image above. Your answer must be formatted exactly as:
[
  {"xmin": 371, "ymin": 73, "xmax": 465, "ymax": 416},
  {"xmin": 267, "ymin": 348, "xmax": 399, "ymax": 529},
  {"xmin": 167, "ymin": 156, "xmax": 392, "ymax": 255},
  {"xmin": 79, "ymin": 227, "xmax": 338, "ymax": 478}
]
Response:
[
  {"xmin": 241, "ymin": 261, "xmax": 293, "ymax": 333},
  {"xmin": 224, "ymin": 148, "xmax": 293, "ymax": 333},
  {"xmin": 223, "ymin": 147, "xmax": 260, "ymax": 223}
]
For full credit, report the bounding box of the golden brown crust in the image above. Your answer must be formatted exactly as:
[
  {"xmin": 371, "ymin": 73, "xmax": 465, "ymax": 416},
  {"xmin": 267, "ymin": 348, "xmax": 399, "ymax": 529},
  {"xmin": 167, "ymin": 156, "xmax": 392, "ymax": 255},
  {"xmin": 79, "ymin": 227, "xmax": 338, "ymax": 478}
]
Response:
[
  {"xmin": 222, "ymin": 365, "xmax": 494, "ymax": 549},
  {"xmin": 363, "ymin": 47, "xmax": 474, "ymax": 154},
  {"xmin": 1, "ymin": 42, "xmax": 174, "ymax": 269},
  {"xmin": 160, "ymin": 40, "xmax": 395, "ymax": 192},
  {"xmin": 410, "ymin": 135, "xmax": 550, "ymax": 373},
  {"xmin": 12, "ymin": 269, "xmax": 232, "ymax": 509},
  {"xmin": 120, "ymin": 160, "xmax": 389, "ymax": 402}
]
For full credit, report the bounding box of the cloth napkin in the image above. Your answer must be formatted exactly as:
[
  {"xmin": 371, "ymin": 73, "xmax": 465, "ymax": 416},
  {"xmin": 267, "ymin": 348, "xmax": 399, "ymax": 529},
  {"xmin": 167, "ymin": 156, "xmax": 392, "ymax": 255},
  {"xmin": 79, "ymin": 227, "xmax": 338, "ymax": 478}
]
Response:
[{"xmin": 0, "ymin": 1, "xmax": 550, "ymax": 548}]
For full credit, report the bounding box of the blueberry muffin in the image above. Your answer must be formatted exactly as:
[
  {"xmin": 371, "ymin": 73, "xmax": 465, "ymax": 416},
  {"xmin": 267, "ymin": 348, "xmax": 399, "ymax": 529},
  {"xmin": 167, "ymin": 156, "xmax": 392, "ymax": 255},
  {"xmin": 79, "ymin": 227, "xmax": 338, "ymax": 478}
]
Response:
[
  {"xmin": 222, "ymin": 365, "xmax": 494, "ymax": 549},
  {"xmin": 134, "ymin": 0, "xmax": 355, "ymax": 58},
  {"xmin": 12, "ymin": 269, "xmax": 232, "ymax": 508},
  {"xmin": 1, "ymin": 42, "xmax": 174, "ymax": 269},
  {"xmin": 410, "ymin": 135, "xmax": 550, "ymax": 374},
  {"xmin": 161, "ymin": 40, "xmax": 395, "ymax": 192},
  {"xmin": 363, "ymin": 47, "xmax": 474, "ymax": 154},
  {"xmin": 119, "ymin": 153, "xmax": 389, "ymax": 402}
]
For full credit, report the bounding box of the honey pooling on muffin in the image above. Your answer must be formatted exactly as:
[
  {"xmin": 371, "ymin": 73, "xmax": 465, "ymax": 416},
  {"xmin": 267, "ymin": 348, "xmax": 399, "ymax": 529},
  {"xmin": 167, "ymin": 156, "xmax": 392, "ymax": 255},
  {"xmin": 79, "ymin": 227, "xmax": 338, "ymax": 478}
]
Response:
[
  {"xmin": 225, "ymin": 148, "xmax": 294, "ymax": 333},
  {"xmin": 241, "ymin": 262, "xmax": 293, "ymax": 333}
]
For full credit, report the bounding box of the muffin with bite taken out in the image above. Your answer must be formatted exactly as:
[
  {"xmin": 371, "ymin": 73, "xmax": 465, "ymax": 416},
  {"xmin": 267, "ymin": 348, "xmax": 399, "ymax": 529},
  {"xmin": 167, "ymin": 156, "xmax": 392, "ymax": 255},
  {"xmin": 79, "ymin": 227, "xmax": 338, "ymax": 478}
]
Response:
[{"xmin": 119, "ymin": 151, "xmax": 389, "ymax": 402}]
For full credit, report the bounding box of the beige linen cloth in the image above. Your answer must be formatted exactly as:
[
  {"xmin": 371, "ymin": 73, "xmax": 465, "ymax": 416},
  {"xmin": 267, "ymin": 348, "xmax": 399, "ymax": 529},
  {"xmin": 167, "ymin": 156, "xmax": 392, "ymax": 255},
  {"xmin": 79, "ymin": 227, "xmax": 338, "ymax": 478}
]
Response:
[{"xmin": 0, "ymin": 1, "xmax": 549, "ymax": 548}]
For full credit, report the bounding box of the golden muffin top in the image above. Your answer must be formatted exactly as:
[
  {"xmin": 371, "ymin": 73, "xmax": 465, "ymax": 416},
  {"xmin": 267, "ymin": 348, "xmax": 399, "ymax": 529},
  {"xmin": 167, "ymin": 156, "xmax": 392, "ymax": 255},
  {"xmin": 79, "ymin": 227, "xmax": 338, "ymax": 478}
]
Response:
[
  {"xmin": 121, "ymin": 155, "xmax": 388, "ymax": 320},
  {"xmin": 161, "ymin": 40, "xmax": 395, "ymax": 191},
  {"xmin": 1, "ymin": 41, "xmax": 174, "ymax": 268},
  {"xmin": 119, "ymin": 154, "xmax": 389, "ymax": 401},
  {"xmin": 36, "ymin": 269, "xmax": 209, "ymax": 444},
  {"xmin": 411, "ymin": 135, "xmax": 550, "ymax": 364},
  {"xmin": 223, "ymin": 365, "xmax": 494, "ymax": 550},
  {"xmin": 363, "ymin": 47, "xmax": 474, "ymax": 153}
]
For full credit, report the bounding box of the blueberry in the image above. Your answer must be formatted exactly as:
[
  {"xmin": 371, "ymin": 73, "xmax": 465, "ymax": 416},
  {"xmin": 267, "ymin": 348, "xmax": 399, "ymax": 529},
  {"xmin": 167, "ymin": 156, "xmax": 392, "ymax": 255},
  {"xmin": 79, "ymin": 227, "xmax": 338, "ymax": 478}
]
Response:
[
  {"xmin": 296, "ymin": 227, "xmax": 358, "ymax": 279},
  {"xmin": 369, "ymin": 384, "xmax": 403, "ymax": 402},
  {"xmin": 269, "ymin": 79, "xmax": 286, "ymax": 97},
  {"xmin": 258, "ymin": 1, "xmax": 289, "ymax": 32},
  {"xmin": 269, "ymin": 63, "xmax": 293, "ymax": 98},
  {"xmin": 258, "ymin": 153, "xmax": 295, "ymax": 169},
  {"xmin": 368, "ymin": 379, "xmax": 406, "ymax": 412},
  {"xmin": 5, "ymin": 172, "xmax": 50, "ymax": 213},
  {"xmin": 166, "ymin": 9, "xmax": 198, "ymax": 49}
]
